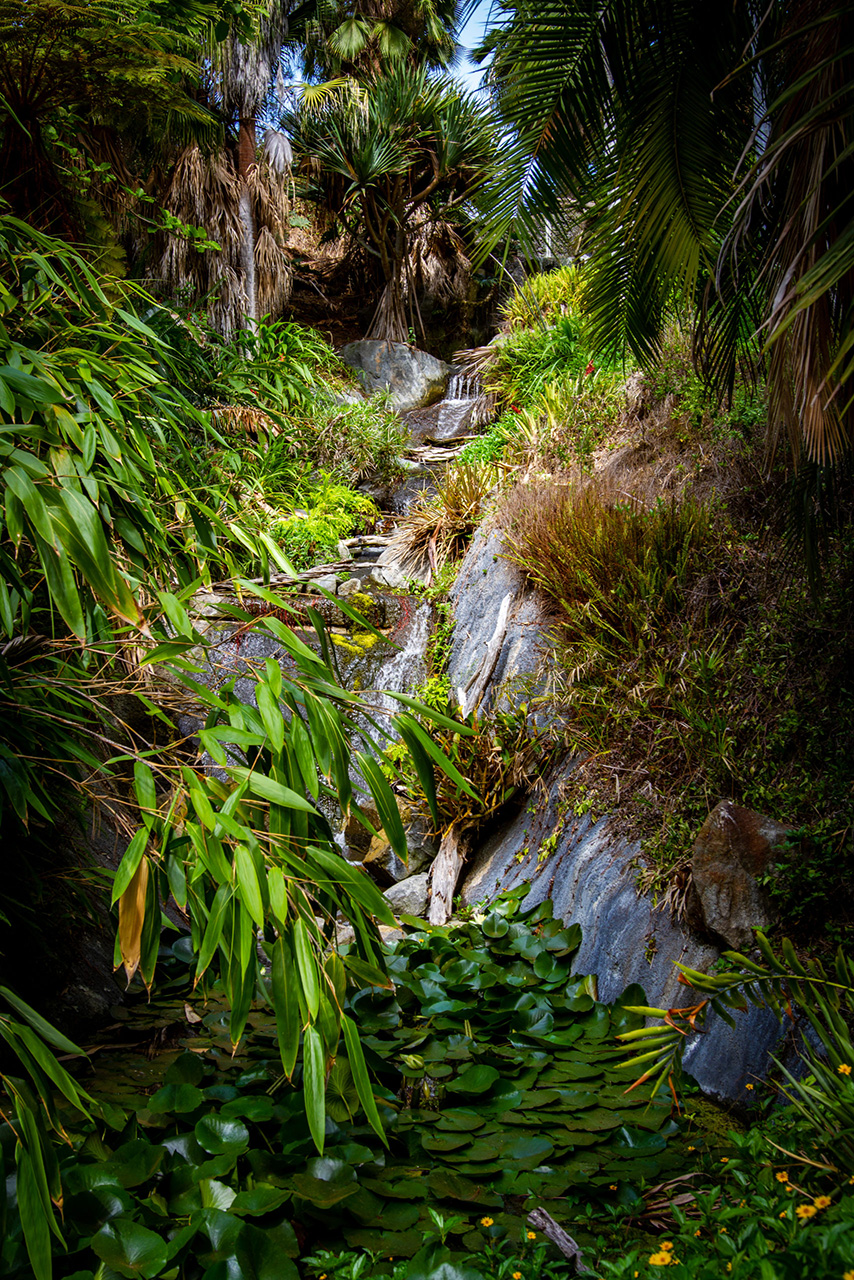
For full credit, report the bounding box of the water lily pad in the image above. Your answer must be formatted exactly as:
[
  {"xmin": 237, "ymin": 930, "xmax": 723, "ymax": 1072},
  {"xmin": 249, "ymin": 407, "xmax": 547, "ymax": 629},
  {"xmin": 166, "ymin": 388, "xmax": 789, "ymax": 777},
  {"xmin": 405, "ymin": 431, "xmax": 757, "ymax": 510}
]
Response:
[
  {"xmin": 110, "ymin": 1140, "xmax": 165, "ymax": 1189},
  {"xmin": 290, "ymin": 1157, "xmax": 358, "ymax": 1207},
  {"xmin": 147, "ymin": 1082, "xmax": 205, "ymax": 1114},
  {"xmin": 343, "ymin": 1227, "xmax": 424, "ymax": 1256},
  {"xmin": 445, "ymin": 1065, "xmax": 500, "ymax": 1095},
  {"xmin": 164, "ymin": 1051, "xmax": 206, "ymax": 1086},
  {"xmin": 421, "ymin": 1130, "xmax": 474, "ymax": 1154},
  {"xmin": 194, "ymin": 1116, "xmax": 250, "ymax": 1157},
  {"xmin": 229, "ymin": 1185, "xmax": 292, "ymax": 1217},
  {"xmin": 91, "ymin": 1218, "xmax": 169, "ymax": 1279},
  {"xmin": 426, "ymin": 1170, "xmax": 503, "ymax": 1204},
  {"xmin": 435, "ymin": 1110, "xmax": 487, "ymax": 1133}
]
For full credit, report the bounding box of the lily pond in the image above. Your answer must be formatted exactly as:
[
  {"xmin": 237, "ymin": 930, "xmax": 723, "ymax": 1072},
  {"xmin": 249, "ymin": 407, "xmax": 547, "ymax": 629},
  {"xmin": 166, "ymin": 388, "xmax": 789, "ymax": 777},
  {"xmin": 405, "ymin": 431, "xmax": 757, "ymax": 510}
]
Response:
[{"xmin": 12, "ymin": 889, "xmax": 716, "ymax": 1280}]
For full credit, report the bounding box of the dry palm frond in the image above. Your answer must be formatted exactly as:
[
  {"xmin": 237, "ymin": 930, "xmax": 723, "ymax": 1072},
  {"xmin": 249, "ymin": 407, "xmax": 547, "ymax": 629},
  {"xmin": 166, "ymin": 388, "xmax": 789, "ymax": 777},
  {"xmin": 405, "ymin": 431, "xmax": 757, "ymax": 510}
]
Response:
[
  {"xmin": 211, "ymin": 404, "xmax": 278, "ymax": 438},
  {"xmin": 404, "ymin": 219, "xmax": 471, "ymax": 306},
  {"xmin": 452, "ymin": 343, "xmax": 502, "ymax": 426},
  {"xmin": 255, "ymin": 225, "xmax": 292, "ymax": 318},
  {"xmin": 391, "ymin": 461, "xmax": 498, "ymax": 577},
  {"xmin": 248, "ymin": 160, "xmax": 290, "ymax": 240}
]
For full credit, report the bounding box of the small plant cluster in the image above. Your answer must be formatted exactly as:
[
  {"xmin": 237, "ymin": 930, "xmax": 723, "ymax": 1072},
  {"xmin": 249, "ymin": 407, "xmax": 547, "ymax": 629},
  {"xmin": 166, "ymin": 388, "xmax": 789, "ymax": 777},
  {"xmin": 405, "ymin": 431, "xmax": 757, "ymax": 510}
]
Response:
[
  {"xmin": 393, "ymin": 462, "xmax": 499, "ymax": 577},
  {"xmin": 597, "ymin": 1123, "xmax": 854, "ymax": 1280},
  {"xmin": 269, "ymin": 477, "xmax": 378, "ymax": 570},
  {"xmin": 305, "ymin": 1213, "xmax": 570, "ymax": 1280}
]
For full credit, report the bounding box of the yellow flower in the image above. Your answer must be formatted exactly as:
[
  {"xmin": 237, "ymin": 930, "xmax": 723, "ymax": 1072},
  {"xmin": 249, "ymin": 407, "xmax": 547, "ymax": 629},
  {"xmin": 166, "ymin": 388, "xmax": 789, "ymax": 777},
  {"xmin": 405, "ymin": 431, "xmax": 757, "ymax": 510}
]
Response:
[
  {"xmin": 648, "ymin": 1253, "xmax": 673, "ymax": 1267},
  {"xmin": 726, "ymin": 1265, "xmax": 732, "ymax": 1274},
  {"xmin": 796, "ymin": 1205, "xmax": 818, "ymax": 1220},
  {"xmin": 838, "ymin": 1063, "xmax": 852, "ymax": 1075},
  {"xmin": 527, "ymin": 1232, "xmax": 536, "ymax": 1240},
  {"xmin": 779, "ymin": 1211, "xmax": 787, "ymax": 1219},
  {"xmin": 687, "ymin": 1145, "xmax": 696, "ymax": 1152},
  {"xmin": 843, "ymin": 1272, "xmax": 854, "ymax": 1280},
  {"xmin": 720, "ymin": 1228, "xmax": 727, "ymax": 1235},
  {"xmin": 814, "ymin": 1195, "xmax": 832, "ymax": 1210},
  {"xmin": 694, "ymin": 1230, "xmax": 702, "ymax": 1237},
  {"xmin": 776, "ymin": 1171, "xmax": 789, "ymax": 1183},
  {"xmin": 512, "ymin": 1272, "xmax": 522, "ymax": 1278},
  {"xmin": 661, "ymin": 1243, "xmax": 674, "ymax": 1252},
  {"xmin": 480, "ymin": 1217, "xmax": 494, "ymax": 1228},
  {"xmin": 720, "ymin": 1157, "xmax": 730, "ymax": 1164},
  {"xmin": 609, "ymin": 1184, "xmax": 618, "ymax": 1191},
  {"xmin": 745, "ymin": 1083, "xmax": 754, "ymax": 1091}
]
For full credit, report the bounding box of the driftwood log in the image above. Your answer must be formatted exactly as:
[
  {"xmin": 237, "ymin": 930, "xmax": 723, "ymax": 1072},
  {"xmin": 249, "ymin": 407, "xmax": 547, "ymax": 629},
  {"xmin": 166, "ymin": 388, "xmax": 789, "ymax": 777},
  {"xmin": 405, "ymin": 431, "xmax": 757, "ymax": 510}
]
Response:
[
  {"xmin": 526, "ymin": 1208, "xmax": 592, "ymax": 1274},
  {"xmin": 427, "ymin": 821, "xmax": 470, "ymax": 925}
]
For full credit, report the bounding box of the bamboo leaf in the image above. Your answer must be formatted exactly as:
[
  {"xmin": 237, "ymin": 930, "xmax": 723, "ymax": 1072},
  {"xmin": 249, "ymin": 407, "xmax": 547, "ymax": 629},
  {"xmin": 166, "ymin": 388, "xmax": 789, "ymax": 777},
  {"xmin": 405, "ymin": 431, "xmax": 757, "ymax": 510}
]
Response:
[
  {"xmin": 234, "ymin": 843, "xmax": 265, "ymax": 929},
  {"xmin": 303, "ymin": 1024, "xmax": 326, "ymax": 1153},
  {"xmin": 196, "ymin": 884, "xmax": 233, "ymax": 983},
  {"xmin": 293, "ymin": 917, "xmax": 320, "ymax": 1019},
  {"xmin": 133, "ymin": 763, "xmax": 158, "ymax": 829},
  {"xmin": 0, "ymin": 988, "xmax": 84, "ymax": 1056},
  {"xmin": 272, "ymin": 934, "xmax": 301, "ymax": 1079},
  {"xmin": 15, "ymin": 1147, "xmax": 54, "ymax": 1280},
  {"xmin": 257, "ymin": 681, "xmax": 285, "ymax": 752},
  {"xmin": 227, "ymin": 767, "xmax": 318, "ymax": 814},
  {"xmin": 117, "ymin": 857, "xmax": 149, "ymax": 982},
  {"xmin": 355, "ymin": 751, "xmax": 407, "ymax": 862},
  {"xmin": 342, "ymin": 1014, "xmax": 387, "ymax": 1145}
]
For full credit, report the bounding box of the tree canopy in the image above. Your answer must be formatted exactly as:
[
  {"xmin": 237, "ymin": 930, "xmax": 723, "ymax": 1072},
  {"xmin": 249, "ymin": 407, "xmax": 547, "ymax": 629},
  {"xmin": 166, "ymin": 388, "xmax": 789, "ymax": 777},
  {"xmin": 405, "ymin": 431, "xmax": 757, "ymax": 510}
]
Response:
[{"xmin": 478, "ymin": 0, "xmax": 854, "ymax": 472}]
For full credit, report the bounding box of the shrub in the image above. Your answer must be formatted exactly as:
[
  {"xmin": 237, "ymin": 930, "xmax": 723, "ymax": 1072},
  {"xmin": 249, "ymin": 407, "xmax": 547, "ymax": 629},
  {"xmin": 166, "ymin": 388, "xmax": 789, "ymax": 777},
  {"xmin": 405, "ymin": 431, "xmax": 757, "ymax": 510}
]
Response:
[
  {"xmin": 269, "ymin": 476, "xmax": 378, "ymax": 570},
  {"xmin": 504, "ymin": 481, "xmax": 715, "ymax": 651},
  {"xmin": 500, "ymin": 264, "xmax": 587, "ymax": 330},
  {"xmin": 391, "ymin": 461, "xmax": 498, "ymax": 577}
]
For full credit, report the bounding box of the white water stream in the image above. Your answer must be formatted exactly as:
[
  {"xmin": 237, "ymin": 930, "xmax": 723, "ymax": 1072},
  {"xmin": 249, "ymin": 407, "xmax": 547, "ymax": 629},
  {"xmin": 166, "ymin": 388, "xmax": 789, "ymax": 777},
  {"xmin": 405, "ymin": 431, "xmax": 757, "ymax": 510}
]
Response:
[{"xmin": 433, "ymin": 371, "xmax": 480, "ymax": 442}]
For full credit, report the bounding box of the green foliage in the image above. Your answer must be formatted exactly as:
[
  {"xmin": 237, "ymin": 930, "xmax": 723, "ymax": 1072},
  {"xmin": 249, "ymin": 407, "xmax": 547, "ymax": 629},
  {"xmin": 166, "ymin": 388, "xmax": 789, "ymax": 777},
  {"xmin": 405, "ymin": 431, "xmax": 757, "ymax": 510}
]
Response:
[
  {"xmin": 597, "ymin": 1121, "xmax": 854, "ymax": 1280},
  {"xmin": 0, "ymin": 892, "xmax": 684, "ymax": 1277},
  {"xmin": 293, "ymin": 394, "xmax": 407, "ymax": 488},
  {"xmin": 616, "ymin": 931, "xmax": 854, "ymax": 1169},
  {"xmin": 484, "ymin": 315, "xmax": 587, "ymax": 408},
  {"xmin": 506, "ymin": 484, "xmax": 715, "ymax": 652},
  {"xmin": 284, "ymin": 67, "xmax": 498, "ymax": 342},
  {"xmin": 500, "ymin": 266, "xmax": 586, "ymax": 331},
  {"xmin": 269, "ymin": 478, "xmax": 378, "ymax": 570},
  {"xmin": 396, "ymin": 462, "xmax": 497, "ymax": 575}
]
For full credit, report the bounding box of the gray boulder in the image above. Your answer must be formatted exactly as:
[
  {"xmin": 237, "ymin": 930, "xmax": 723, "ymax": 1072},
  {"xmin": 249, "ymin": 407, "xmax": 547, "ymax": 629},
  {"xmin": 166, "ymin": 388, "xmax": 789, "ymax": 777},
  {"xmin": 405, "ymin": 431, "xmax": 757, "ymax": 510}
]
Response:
[
  {"xmin": 363, "ymin": 816, "xmax": 440, "ymax": 885},
  {"xmin": 339, "ymin": 340, "xmax": 452, "ymax": 411},
  {"xmin": 457, "ymin": 754, "xmax": 793, "ymax": 1104},
  {"xmin": 448, "ymin": 522, "xmax": 554, "ymax": 719},
  {"xmin": 690, "ymin": 800, "xmax": 791, "ymax": 949},
  {"xmin": 384, "ymin": 873, "xmax": 431, "ymax": 918}
]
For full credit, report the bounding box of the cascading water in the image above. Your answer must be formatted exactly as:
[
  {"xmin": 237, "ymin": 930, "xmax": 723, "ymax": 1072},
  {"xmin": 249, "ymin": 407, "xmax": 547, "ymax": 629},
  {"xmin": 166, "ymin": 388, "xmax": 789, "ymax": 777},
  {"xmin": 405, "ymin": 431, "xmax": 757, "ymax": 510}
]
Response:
[{"xmin": 432, "ymin": 370, "xmax": 480, "ymax": 442}]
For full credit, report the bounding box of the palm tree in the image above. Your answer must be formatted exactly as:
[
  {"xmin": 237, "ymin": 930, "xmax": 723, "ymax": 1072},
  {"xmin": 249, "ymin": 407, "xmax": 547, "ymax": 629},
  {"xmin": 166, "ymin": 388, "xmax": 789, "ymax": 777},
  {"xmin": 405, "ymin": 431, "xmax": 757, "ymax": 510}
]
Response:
[
  {"xmin": 291, "ymin": 0, "xmax": 462, "ymax": 79},
  {"xmin": 476, "ymin": 0, "xmax": 854, "ymax": 473},
  {"xmin": 285, "ymin": 65, "xmax": 497, "ymax": 342},
  {"xmin": 0, "ymin": 0, "xmax": 217, "ymax": 237}
]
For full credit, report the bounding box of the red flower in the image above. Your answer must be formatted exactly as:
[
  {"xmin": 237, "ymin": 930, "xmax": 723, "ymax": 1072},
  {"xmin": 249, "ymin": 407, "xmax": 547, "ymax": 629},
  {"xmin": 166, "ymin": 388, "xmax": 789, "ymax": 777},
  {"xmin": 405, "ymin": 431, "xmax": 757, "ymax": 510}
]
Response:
[{"xmin": 584, "ymin": 360, "xmax": 595, "ymax": 376}]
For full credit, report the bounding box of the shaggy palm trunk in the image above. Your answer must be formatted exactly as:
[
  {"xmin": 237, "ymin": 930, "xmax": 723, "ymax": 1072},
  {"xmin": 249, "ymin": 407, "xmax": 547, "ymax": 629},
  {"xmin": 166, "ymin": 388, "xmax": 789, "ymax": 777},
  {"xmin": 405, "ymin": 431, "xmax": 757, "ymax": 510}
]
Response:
[
  {"xmin": 367, "ymin": 226, "xmax": 408, "ymax": 342},
  {"xmin": 238, "ymin": 118, "xmax": 258, "ymax": 327}
]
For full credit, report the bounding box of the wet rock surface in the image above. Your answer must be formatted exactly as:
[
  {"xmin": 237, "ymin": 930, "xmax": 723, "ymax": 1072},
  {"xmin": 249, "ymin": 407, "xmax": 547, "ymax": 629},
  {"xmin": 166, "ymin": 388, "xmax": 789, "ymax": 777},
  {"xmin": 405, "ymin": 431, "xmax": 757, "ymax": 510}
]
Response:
[{"xmin": 448, "ymin": 521, "xmax": 554, "ymax": 716}]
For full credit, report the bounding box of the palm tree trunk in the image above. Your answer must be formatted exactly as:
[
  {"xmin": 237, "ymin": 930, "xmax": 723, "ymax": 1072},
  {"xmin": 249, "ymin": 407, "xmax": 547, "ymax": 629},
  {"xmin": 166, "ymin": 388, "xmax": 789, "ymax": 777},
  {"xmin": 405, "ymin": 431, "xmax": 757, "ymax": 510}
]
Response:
[
  {"xmin": 238, "ymin": 117, "xmax": 258, "ymax": 327},
  {"xmin": 366, "ymin": 227, "xmax": 408, "ymax": 342}
]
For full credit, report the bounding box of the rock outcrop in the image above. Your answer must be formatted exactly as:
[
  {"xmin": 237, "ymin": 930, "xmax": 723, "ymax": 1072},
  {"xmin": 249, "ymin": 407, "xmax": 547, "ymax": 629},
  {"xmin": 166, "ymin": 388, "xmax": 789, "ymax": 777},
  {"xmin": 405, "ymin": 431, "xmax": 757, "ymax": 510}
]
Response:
[
  {"xmin": 339, "ymin": 340, "xmax": 452, "ymax": 411},
  {"xmin": 690, "ymin": 800, "xmax": 791, "ymax": 949}
]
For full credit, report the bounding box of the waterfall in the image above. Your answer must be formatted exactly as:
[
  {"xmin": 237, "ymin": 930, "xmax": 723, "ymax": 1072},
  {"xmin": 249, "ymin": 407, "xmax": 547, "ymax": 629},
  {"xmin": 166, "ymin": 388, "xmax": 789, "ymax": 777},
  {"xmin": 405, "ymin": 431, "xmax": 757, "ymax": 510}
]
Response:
[{"xmin": 434, "ymin": 370, "xmax": 481, "ymax": 442}]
